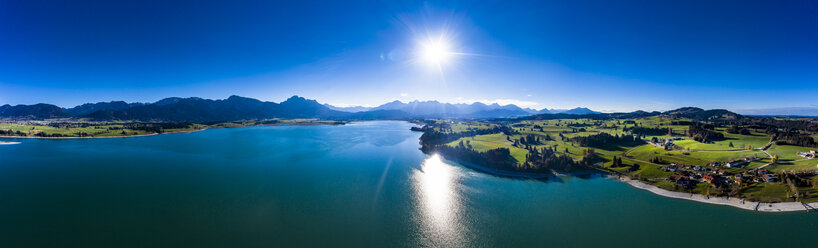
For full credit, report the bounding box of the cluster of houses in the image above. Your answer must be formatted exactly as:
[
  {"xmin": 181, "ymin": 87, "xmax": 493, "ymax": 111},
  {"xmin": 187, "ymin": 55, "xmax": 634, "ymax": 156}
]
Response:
[
  {"xmin": 649, "ymin": 137, "xmax": 683, "ymax": 149},
  {"xmin": 709, "ymin": 158, "xmax": 752, "ymax": 168},
  {"xmin": 796, "ymin": 150, "xmax": 816, "ymax": 159},
  {"xmin": 661, "ymin": 161, "xmax": 780, "ymax": 187}
]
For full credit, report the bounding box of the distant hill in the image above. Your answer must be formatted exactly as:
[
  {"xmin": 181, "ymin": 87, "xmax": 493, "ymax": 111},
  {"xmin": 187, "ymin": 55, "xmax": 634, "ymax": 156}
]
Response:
[
  {"xmin": 65, "ymin": 101, "xmax": 146, "ymax": 116},
  {"xmin": 663, "ymin": 107, "xmax": 742, "ymax": 121},
  {"xmin": 371, "ymin": 100, "xmax": 532, "ymax": 118},
  {"xmin": 517, "ymin": 107, "xmax": 740, "ymax": 121},
  {"xmin": 516, "ymin": 110, "xmax": 659, "ymax": 121},
  {"xmin": 323, "ymin": 104, "xmax": 373, "ymax": 113},
  {"xmin": 554, "ymin": 107, "xmax": 601, "ymax": 115},
  {"xmin": 0, "ymin": 103, "xmax": 69, "ymax": 119},
  {"xmin": 347, "ymin": 109, "xmax": 410, "ymax": 120},
  {"xmin": 0, "ymin": 96, "xmax": 745, "ymax": 123},
  {"xmin": 84, "ymin": 95, "xmax": 351, "ymax": 122}
]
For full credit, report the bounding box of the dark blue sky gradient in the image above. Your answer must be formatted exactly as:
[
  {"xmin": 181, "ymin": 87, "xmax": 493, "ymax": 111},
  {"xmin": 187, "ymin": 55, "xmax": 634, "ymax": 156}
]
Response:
[{"xmin": 1, "ymin": 0, "xmax": 816, "ymax": 113}]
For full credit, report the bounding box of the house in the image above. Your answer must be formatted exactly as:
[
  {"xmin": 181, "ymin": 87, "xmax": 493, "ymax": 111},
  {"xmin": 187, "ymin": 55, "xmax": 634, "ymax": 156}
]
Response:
[
  {"xmin": 670, "ymin": 176, "xmax": 695, "ymax": 185},
  {"xmin": 761, "ymin": 174, "xmax": 777, "ymax": 183},
  {"xmin": 717, "ymin": 170, "xmax": 726, "ymax": 175},
  {"xmin": 725, "ymin": 160, "xmax": 748, "ymax": 168},
  {"xmin": 797, "ymin": 152, "xmax": 815, "ymax": 159},
  {"xmin": 702, "ymin": 175, "xmax": 715, "ymax": 183}
]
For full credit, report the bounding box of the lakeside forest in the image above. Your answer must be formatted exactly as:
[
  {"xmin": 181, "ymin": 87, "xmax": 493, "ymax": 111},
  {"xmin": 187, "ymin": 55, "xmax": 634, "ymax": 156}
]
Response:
[{"xmin": 2, "ymin": 96, "xmax": 818, "ymax": 203}]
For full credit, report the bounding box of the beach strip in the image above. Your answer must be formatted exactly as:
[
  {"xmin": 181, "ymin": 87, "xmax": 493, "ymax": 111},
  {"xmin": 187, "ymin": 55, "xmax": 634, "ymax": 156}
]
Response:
[{"xmin": 618, "ymin": 177, "xmax": 817, "ymax": 212}]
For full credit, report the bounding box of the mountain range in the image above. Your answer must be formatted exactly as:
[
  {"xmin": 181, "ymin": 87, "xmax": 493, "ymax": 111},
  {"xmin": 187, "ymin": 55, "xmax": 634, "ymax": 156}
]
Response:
[
  {"xmin": 0, "ymin": 95, "xmax": 737, "ymax": 122},
  {"xmin": 323, "ymin": 101, "xmax": 600, "ymax": 116}
]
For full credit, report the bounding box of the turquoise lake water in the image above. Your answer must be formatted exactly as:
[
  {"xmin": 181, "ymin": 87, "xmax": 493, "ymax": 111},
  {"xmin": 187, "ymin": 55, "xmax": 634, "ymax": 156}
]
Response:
[{"xmin": 1, "ymin": 121, "xmax": 817, "ymax": 247}]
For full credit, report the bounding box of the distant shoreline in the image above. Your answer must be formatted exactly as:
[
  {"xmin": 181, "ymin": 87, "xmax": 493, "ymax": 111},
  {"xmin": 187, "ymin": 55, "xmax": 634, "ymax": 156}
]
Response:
[
  {"xmin": 0, "ymin": 121, "xmax": 348, "ymax": 140},
  {"xmin": 617, "ymin": 176, "xmax": 817, "ymax": 212}
]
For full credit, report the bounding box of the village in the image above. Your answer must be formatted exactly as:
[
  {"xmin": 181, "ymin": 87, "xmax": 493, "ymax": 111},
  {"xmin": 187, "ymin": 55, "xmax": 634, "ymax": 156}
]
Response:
[{"xmin": 660, "ymin": 149, "xmax": 817, "ymax": 190}]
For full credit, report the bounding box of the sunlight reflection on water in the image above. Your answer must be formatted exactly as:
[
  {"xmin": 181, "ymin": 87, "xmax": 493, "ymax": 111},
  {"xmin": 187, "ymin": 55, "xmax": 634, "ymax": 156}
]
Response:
[{"xmin": 412, "ymin": 154, "xmax": 467, "ymax": 246}]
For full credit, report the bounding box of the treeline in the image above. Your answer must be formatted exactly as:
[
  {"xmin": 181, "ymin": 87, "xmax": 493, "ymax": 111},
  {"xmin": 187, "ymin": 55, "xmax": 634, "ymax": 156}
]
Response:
[
  {"xmin": 513, "ymin": 134, "xmax": 545, "ymax": 147},
  {"xmin": 435, "ymin": 144, "xmax": 519, "ymax": 171},
  {"xmin": 741, "ymin": 118, "xmax": 818, "ymax": 133},
  {"xmin": 34, "ymin": 132, "xmax": 87, "ymax": 137},
  {"xmin": 0, "ymin": 129, "xmax": 27, "ymax": 136},
  {"xmin": 726, "ymin": 125, "xmax": 752, "ymax": 135},
  {"xmin": 418, "ymin": 125, "xmax": 509, "ymax": 148},
  {"xmin": 688, "ymin": 123, "xmax": 724, "ymax": 143},
  {"xmin": 523, "ymin": 146, "xmax": 588, "ymax": 172},
  {"xmin": 117, "ymin": 123, "xmax": 194, "ymax": 133},
  {"xmin": 571, "ymin": 133, "xmax": 643, "ymax": 148},
  {"xmin": 773, "ymin": 133, "xmax": 817, "ymax": 148},
  {"xmin": 47, "ymin": 122, "xmax": 95, "ymax": 128}
]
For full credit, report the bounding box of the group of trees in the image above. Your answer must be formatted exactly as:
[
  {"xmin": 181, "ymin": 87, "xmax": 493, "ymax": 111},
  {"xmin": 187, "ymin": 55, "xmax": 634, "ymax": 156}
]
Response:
[
  {"xmin": 418, "ymin": 125, "xmax": 510, "ymax": 150},
  {"xmin": 0, "ymin": 129, "xmax": 26, "ymax": 136},
  {"xmin": 436, "ymin": 143, "xmax": 519, "ymax": 171},
  {"xmin": 726, "ymin": 125, "xmax": 752, "ymax": 135},
  {"xmin": 116, "ymin": 122, "xmax": 194, "ymax": 134},
  {"xmin": 523, "ymin": 146, "xmax": 582, "ymax": 172},
  {"xmin": 743, "ymin": 118, "xmax": 818, "ymax": 133},
  {"xmin": 609, "ymin": 156, "xmax": 640, "ymax": 173},
  {"xmin": 33, "ymin": 132, "xmax": 87, "ymax": 137},
  {"xmin": 688, "ymin": 123, "xmax": 724, "ymax": 143},
  {"xmin": 772, "ymin": 132, "xmax": 817, "ymax": 147},
  {"xmin": 571, "ymin": 133, "xmax": 643, "ymax": 149},
  {"xmin": 514, "ymin": 134, "xmax": 543, "ymax": 148}
]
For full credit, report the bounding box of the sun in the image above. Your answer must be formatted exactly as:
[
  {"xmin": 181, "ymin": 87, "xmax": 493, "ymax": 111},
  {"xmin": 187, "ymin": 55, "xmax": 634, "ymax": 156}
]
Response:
[{"xmin": 419, "ymin": 38, "xmax": 452, "ymax": 66}]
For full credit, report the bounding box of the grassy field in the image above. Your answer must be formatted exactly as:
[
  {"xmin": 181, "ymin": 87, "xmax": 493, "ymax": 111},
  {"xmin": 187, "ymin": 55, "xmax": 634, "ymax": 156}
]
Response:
[
  {"xmin": 425, "ymin": 115, "xmax": 818, "ymax": 203},
  {"xmin": 766, "ymin": 144, "xmax": 814, "ymax": 161},
  {"xmin": 446, "ymin": 133, "xmax": 528, "ymax": 164},
  {"xmin": 766, "ymin": 158, "xmax": 818, "ymax": 171},
  {"xmin": 627, "ymin": 145, "xmax": 766, "ymax": 165},
  {"xmin": 743, "ymin": 183, "xmax": 791, "ymax": 202},
  {"xmin": 0, "ymin": 122, "xmax": 157, "ymax": 137}
]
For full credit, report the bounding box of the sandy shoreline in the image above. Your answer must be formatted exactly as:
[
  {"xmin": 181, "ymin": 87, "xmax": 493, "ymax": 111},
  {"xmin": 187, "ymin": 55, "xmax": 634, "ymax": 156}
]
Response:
[{"xmin": 617, "ymin": 176, "xmax": 818, "ymax": 212}]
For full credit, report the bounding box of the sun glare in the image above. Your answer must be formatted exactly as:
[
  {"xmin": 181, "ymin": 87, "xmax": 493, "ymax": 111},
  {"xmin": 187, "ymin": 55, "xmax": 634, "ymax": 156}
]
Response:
[{"xmin": 420, "ymin": 39, "xmax": 452, "ymax": 65}]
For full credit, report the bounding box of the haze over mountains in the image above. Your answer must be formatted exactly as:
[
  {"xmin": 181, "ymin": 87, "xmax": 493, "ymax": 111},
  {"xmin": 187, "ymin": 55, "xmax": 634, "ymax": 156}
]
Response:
[
  {"xmin": 0, "ymin": 95, "xmax": 748, "ymax": 122},
  {"xmin": 323, "ymin": 100, "xmax": 600, "ymax": 116}
]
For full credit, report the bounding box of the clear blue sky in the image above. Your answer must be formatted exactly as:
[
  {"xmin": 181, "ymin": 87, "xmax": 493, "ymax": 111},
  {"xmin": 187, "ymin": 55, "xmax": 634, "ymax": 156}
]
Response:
[{"xmin": 1, "ymin": 0, "xmax": 816, "ymax": 113}]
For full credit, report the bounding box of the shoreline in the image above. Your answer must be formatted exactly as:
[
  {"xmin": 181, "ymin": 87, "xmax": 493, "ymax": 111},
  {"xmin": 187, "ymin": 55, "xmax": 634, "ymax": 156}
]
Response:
[
  {"xmin": 0, "ymin": 121, "xmax": 350, "ymax": 140},
  {"xmin": 435, "ymin": 152, "xmax": 818, "ymax": 212},
  {"xmin": 616, "ymin": 176, "xmax": 818, "ymax": 212},
  {"xmin": 440, "ymin": 157, "xmax": 554, "ymax": 179}
]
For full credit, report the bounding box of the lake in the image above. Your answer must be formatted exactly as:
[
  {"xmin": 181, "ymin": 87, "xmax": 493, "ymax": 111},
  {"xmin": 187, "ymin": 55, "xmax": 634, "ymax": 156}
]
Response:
[{"xmin": 1, "ymin": 121, "xmax": 817, "ymax": 247}]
